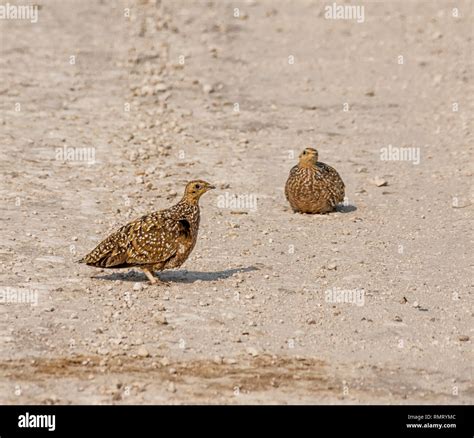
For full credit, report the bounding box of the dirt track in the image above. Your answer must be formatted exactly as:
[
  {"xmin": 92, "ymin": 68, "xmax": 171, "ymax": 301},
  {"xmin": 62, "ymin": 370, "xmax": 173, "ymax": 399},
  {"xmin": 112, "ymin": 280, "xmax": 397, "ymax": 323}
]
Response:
[{"xmin": 0, "ymin": 0, "xmax": 472, "ymax": 404}]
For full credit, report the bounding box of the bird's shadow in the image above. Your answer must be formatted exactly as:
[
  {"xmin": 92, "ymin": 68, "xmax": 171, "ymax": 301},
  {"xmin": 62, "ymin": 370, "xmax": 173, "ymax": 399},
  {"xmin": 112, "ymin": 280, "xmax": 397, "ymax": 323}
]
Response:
[
  {"xmin": 93, "ymin": 266, "xmax": 259, "ymax": 283},
  {"xmin": 284, "ymin": 204, "xmax": 357, "ymax": 214},
  {"xmin": 336, "ymin": 204, "xmax": 357, "ymax": 213}
]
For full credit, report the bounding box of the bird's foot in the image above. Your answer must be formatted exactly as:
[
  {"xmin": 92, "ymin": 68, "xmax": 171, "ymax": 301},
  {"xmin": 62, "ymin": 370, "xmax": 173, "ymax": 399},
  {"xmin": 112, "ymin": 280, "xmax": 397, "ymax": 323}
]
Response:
[{"xmin": 153, "ymin": 277, "xmax": 171, "ymax": 287}]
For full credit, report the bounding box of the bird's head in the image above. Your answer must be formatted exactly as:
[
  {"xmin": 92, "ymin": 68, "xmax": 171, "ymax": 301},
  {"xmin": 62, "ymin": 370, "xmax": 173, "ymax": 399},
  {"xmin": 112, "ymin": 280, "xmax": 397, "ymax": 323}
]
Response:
[
  {"xmin": 183, "ymin": 180, "xmax": 216, "ymax": 203},
  {"xmin": 298, "ymin": 147, "xmax": 318, "ymax": 166}
]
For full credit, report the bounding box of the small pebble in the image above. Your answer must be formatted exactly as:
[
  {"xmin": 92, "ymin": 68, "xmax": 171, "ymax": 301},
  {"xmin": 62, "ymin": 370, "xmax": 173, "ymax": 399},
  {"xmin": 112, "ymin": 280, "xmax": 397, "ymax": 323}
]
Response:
[
  {"xmin": 202, "ymin": 84, "xmax": 214, "ymax": 94},
  {"xmin": 137, "ymin": 347, "xmax": 150, "ymax": 357},
  {"xmin": 155, "ymin": 315, "xmax": 168, "ymax": 325},
  {"xmin": 370, "ymin": 177, "xmax": 388, "ymax": 187},
  {"xmin": 246, "ymin": 347, "xmax": 259, "ymax": 357}
]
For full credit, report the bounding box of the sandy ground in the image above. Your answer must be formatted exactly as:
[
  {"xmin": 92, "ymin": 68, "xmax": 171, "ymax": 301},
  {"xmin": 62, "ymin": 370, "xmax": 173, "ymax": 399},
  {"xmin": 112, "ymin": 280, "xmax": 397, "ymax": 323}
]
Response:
[{"xmin": 0, "ymin": 0, "xmax": 472, "ymax": 404}]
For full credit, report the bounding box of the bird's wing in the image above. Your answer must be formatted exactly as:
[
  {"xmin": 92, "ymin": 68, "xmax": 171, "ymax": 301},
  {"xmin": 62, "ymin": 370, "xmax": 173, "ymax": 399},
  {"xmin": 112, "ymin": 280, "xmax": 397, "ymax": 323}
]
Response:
[
  {"xmin": 124, "ymin": 213, "xmax": 190, "ymax": 265},
  {"xmin": 315, "ymin": 163, "xmax": 345, "ymax": 203},
  {"xmin": 285, "ymin": 165, "xmax": 299, "ymax": 199},
  {"xmin": 80, "ymin": 212, "xmax": 191, "ymax": 268}
]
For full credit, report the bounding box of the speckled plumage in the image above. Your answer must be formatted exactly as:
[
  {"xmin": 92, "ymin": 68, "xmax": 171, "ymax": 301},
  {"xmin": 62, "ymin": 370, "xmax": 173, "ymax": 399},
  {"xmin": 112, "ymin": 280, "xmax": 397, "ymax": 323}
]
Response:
[
  {"xmin": 285, "ymin": 148, "xmax": 345, "ymax": 214},
  {"xmin": 79, "ymin": 180, "xmax": 215, "ymax": 284}
]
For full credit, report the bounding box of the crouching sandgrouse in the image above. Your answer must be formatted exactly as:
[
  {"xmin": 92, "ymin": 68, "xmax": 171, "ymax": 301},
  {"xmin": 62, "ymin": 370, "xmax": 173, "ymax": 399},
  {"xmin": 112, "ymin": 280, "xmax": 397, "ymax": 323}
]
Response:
[
  {"xmin": 79, "ymin": 180, "xmax": 215, "ymax": 284},
  {"xmin": 285, "ymin": 148, "xmax": 345, "ymax": 214}
]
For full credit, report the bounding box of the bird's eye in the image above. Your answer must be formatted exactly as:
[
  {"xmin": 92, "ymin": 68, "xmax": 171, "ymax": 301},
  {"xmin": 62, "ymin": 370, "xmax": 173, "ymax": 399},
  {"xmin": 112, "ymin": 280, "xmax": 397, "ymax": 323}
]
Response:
[
  {"xmin": 195, "ymin": 184, "xmax": 201, "ymax": 189},
  {"xmin": 303, "ymin": 151, "xmax": 307, "ymax": 155}
]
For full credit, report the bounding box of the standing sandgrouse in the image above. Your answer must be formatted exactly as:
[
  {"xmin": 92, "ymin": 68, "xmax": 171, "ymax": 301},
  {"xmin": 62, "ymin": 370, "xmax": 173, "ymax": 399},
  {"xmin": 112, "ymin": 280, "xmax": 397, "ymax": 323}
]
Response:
[
  {"xmin": 285, "ymin": 148, "xmax": 345, "ymax": 214},
  {"xmin": 79, "ymin": 180, "xmax": 215, "ymax": 284}
]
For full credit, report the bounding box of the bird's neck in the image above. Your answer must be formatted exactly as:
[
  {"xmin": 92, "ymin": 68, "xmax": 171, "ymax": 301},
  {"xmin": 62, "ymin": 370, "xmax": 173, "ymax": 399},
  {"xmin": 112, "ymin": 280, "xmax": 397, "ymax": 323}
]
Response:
[
  {"xmin": 299, "ymin": 160, "xmax": 317, "ymax": 170},
  {"xmin": 179, "ymin": 196, "xmax": 200, "ymax": 207},
  {"xmin": 178, "ymin": 195, "xmax": 199, "ymax": 208}
]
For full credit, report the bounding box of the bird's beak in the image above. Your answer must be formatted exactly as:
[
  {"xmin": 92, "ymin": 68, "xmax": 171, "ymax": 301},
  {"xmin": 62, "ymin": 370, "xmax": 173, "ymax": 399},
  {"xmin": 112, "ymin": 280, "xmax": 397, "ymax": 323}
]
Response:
[{"xmin": 207, "ymin": 184, "xmax": 216, "ymax": 190}]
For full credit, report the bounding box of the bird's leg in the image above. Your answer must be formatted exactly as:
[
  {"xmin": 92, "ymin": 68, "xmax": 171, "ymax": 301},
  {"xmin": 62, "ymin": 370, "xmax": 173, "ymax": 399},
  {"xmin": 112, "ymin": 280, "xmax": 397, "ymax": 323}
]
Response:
[
  {"xmin": 142, "ymin": 267, "xmax": 158, "ymax": 285},
  {"xmin": 142, "ymin": 268, "xmax": 170, "ymax": 286}
]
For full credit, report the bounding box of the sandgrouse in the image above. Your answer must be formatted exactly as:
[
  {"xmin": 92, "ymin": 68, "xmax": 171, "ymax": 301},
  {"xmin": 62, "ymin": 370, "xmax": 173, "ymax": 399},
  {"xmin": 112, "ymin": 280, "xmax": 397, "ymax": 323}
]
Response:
[
  {"xmin": 285, "ymin": 148, "xmax": 345, "ymax": 214},
  {"xmin": 79, "ymin": 180, "xmax": 215, "ymax": 284}
]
